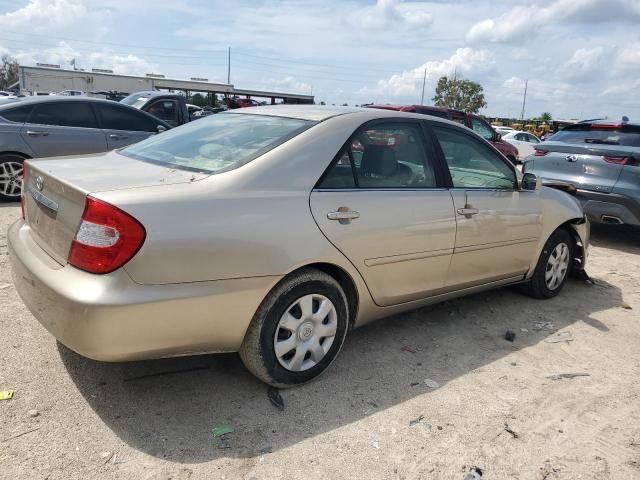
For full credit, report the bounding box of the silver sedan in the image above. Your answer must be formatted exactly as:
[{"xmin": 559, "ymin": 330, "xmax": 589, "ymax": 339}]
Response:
[{"xmin": 9, "ymin": 106, "xmax": 589, "ymax": 386}]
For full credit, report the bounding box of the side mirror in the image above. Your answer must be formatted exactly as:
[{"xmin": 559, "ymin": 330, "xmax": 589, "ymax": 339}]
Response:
[
  {"xmin": 521, "ymin": 172, "xmax": 541, "ymax": 191},
  {"xmin": 494, "ymin": 132, "xmax": 502, "ymax": 141},
  {"xmin": 156, "ymin": 124, "xmax": 167, "ymax": 134}
]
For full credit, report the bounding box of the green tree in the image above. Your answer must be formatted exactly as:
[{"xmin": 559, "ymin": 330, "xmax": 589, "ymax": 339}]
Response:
[
  {"xmin": 432, "ymin": 75, "xmax": 487, "ymax": 113},
  {"xmin": 0, "ymin": 54, "xmax": 19, "ymax": 91},
  {"xmin": 539, "ymin": 112, "xmax": 552, "ymax": 121},
  {"xmin": 189, "ymin": 92, "xmax": 207, "ymax": 107}
]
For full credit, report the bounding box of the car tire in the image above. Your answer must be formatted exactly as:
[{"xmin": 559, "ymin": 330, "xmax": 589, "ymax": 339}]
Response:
[
  {"xmin": 0, "ymin": 153, "xmax": 26, "ymax": 202},
  {"xmin": 521, "ymin": 228, "xmax": 573, "ymax": 299},
  {"xmin": 239, "ymin": 268, "xmax": 349, "ymax": 387}
]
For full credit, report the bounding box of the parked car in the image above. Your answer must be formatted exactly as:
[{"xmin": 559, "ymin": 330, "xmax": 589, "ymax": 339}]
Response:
[
  {"xmin": 495, "ymin": 126, "xmax": 515, "ymax": 134},
  {"xmin": 524, "ymin": 119, "xmax": 640, "ymax": 227},
  {"xmin": 121, "ymin": 91, "xmax": 190, "ymax": 127},
  {"xmin": 500, "ymin": 130, "xmax": 541, "ymax": 162},
  {"xmin": 0, "ymin": 97, "xmax": 170, "ymax": 201},
  {"xmin": 228, "ymin": 97, "xmax": 260, "ymax": 108},
  {"xmin": 57, "ymin": 90, "xmax": 86, "ymax": 96},
  {"xmin": 9, "ymin": 106, "xmax": 588, "ymax": 386},
  {"xmin": 366, "ymin": 104, "xmax": 519, "ymax": 164}
]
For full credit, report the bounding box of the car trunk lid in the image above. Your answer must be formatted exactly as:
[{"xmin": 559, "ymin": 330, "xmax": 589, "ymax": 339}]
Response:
[
  {"xmin": 23, "ymin": 151, "xmax": 206, "ymax": 265},
  {"xmin": 531, "ymin": 141, "xmax": 639, "ymax": 193}
]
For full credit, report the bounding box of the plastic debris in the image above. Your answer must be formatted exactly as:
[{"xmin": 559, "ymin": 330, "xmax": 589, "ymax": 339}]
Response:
[
  {"xmin": 463, "ymin": 467, "xmax": 483, "ymax": 479},
  {"xmin": 211, "ymin": 425, "xmax": 234, "ymax": 438},
  {"xmin": 504, "ymin": 330, "xmax": 516, "ymax": 342},
  {"xmin": 401, "ymin": 345, "xmax": 416, "ymax": 354},
  {"xmin": 258, "ymin": 446, "xmax": 273, "ymax": 455},
  {"xmin": 545, "ymin": 331, "xmax": 573, "ymax": 343},
  {"xmin": 504, "ymin": 423, "xmax": 519, "ymax": 438},
  {"xmin": 621, "ymin": 302, "xmax": 633, "ymax": 310},
  {"xmin": 423, "ymin": 378, "xmax": 439, "ymax": 389},
  {"xmin": 533, "ymin": 321, "xmax": 555, "ymax": 331},
  {"xmin": 409, "ymin": 414, "xmax": 425, "ymax": 426},
  {"xmin": 0, "ymin": 283, "xmax": 10, "ymax": 290},
  {"xmin": 520, "ymin": 328, "xmax": 529, "ymax": 333},
  {"xmin": 27, "ymin": 409, "xmax": 39, "ymax": 418},
  {"xmin": 267, "ymin": 387, "xmax": 285, "ymax": 411},
  {"xmin": 546, "ymin": 373, "xmax": 590, "ymax": 381},
  {"xmin": 0, "ymin": 390, "xmax": 14, "ymax": 401}
]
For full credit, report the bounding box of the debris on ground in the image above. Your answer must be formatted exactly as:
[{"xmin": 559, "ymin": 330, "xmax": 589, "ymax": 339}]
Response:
[
  {"xmin": 1, "ymin": 427, "xmax": 40, "ymax": 443},
  {"xmin": 211, "ymin": 425, "xmax": 234, "ymax": 438},
  {"xmin": 545, "ymin": 331, "xmax": 574, "ymax": 344},
  {"xmin": 409, "ymin": 414, "xmax": 425, "ymax": 426},
  {"xmin": 100, "ymin": 451, "xmax": 114, "ymax": 464},
  {"xmin": 505, "ymin": 330, "xmax": 516, "ymax": 342},
  {"xmin": 410, "ymin": 382, "xmax": 420, "ymax": 387},
  {"xmin": 463, "ymin": 467, "xmax": 483, "ymax": 479},
  {"xmin": 621, "ymin": 302, "xmax": 633, "ymax": 310},
  {"xmin": 504, "ymin": 423, "xmax": 519, "ymax": 439},
  {"xmin": 520, "ymin": 328, "xmax": 529, "ymax": 333},
  {"xmin": 27, "ymin": 409, "xmax": 39, "ymax": 418},
  {"xmin": 258, "ymin": 446, "xmax": 273, "ymax": 455},
  {"xmin": 218, "ymin": 437, "xmax": 232, "ymax": 449},
  {"xmin": 546, "ymin": 373, "xmax": 590, "ymax": 381},
  {"xmin": 0, "ymin": 390, "xmax": 14, "ymax": 400},
  {"xmin": 423, "ymin": 379, "xmax": 439, "ymax": 389},
  {"xmin": 0, "ymin": 283, "xmax": 10, "ymax": 290},
  {"xmin": 401, "ymin": 345, "xmax": 416, "ymax": 353},
  {"xmin": 533, "ymin": 321, "xmax": 555, "ymax": 331},
  {"xmin": 371, "ymin": 440, "xmax": 380, "ymax": 449},
  {"xmin": 267, "ymin": 387, "xmax": 285, "ymax": 411}
]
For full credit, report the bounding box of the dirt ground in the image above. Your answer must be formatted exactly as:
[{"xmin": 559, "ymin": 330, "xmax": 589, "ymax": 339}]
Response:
[{"xmin": 1, "ymin": 202, "xmax": 639, "ymax": 480}]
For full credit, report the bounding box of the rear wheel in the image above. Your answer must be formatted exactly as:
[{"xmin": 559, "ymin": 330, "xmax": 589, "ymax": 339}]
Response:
[
  {"xmin": 0, "ymin": 154, "xmax": 26, "ymax": 202},
  {"xmin": 521, "ymin": 229, "xmax": 573, "ymax": 299},
  {"xmin": 239, "ymin": 268, "xmax": 349, "ymax": 387}
]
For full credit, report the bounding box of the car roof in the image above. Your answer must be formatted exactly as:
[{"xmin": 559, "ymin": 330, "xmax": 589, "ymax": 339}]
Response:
[
  {"xmin": 224, "ymin": 104, "xmax": 470, "ymax": 128},
  {"xmin": 0, "ymin": 96, "xmax": 126, "ymax": 110},
  {"xmin": 367, "ymin": 104, "xmax": 467, "ymax": 116}
]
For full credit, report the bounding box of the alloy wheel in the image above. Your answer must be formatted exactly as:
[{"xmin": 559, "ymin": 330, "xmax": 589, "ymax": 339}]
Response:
[
  {"xmin": 0, "ymin": 161, "xmax": 23, "ymax": 198},
  {"xmin": 545, "ymin": 242, "xmax": 570, "ymax": 290}
]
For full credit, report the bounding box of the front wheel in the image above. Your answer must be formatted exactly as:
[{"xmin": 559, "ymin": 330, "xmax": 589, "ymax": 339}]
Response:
[
  {"xmin": 521, "ymin": 229, "xmax": 573, "ymax": 299},
  {"xmin": 0, "ymin": 154, "xmax": 26, "ymax": 202},
  {"xmin": 239, "ymin": 268, "xmax": 349, "ymax": 387}
]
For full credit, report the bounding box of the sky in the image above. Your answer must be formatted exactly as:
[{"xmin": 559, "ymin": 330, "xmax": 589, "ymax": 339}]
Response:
[{"xmin": 1, "ymin": 0, "xmax": 639, "ymax": 120}]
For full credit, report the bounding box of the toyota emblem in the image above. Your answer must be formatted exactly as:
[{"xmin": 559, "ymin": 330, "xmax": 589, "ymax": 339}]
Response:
[{"xmin": 35, "ymin": 175, "xmax": 44, "ymax": 191}]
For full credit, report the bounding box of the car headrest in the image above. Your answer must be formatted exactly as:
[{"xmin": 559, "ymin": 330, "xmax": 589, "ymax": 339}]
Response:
[{"xmin": 360, "ymin": 144, "xmax": 398, "ymax": 177}]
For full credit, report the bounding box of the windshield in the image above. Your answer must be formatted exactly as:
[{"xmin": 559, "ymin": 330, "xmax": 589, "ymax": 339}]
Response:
[
  {"xmin": 120, "ymin": 94, "xmax": 152, "ymax": 109},
  {"xmin": 120, "ymin": 112, "xmax": 316, "ymax": 174},
  {"xmin": 551, "ymin": 126, "xmax": 640, "ymax": 147}
]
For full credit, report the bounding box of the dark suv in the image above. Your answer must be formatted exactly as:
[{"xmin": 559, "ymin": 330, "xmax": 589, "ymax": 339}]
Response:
[{"xmin": 366, "ymin": 104, "xmax": 519, "ymax": 164}]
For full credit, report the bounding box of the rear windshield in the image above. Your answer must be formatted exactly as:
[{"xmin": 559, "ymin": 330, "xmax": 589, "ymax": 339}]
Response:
[
  {"xmin": 120, "ymin": 112, "xmax": 315, "ymax": 174},
  {"xmin": 120, "ymin": 94, "xmax": 152, "ymax": 109},
  {"xmin": 551, "ymin": 126, "xmax": 640, "ymax": 147}
]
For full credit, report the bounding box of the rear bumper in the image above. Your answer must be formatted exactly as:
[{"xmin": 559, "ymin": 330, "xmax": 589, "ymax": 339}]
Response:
[
  {"xmin": 8, "ymin": 219, "xmax": 280, "ymax": 361},
  {"xmin": 576, "ymin": 189, "xmax": 640, "ymax": 226}
]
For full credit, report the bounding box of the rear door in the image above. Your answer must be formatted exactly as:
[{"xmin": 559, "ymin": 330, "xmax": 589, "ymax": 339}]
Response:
[
  {"xmin": 431, "ymin": 123, "xmax": 543, "ymax": 288},
  {"xmin": 95, "ymin": 102, "xmax": 161, "ymax": 150},
  {"xmin": 310, "ymin": 120, "xmax": 456, "ymax": 306},
  {"xmin": 20, "ymin": 101, "xmax": 107, "ymax": 157}
]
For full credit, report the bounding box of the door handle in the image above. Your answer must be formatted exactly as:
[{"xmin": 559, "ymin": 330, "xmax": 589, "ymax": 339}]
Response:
[
  {"xmin": 457, "ymin": 207, "xmax": 479, "ymax": 217},
  {"xmin": 109, "ymin": 134, "xmax": 128, "ymax": 140},
  {"xmin": 26, "ymin": 130, "xmax": 49, "ymax": 137},
  {"xmin": 327, "ymin": 209, "xmax": 360, "ymax": 221}
]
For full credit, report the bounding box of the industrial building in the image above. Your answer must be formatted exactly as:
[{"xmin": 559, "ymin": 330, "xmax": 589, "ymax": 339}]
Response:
[{"xmin": 17, "ymin": 65, "xmax": 315, "ymax": 104}]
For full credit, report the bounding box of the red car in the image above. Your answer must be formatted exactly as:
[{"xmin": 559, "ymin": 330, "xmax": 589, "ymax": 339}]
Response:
[
  {"xmin": 367, "ymin": 104, "xmax": 519, "ymax": 164},
  {"xmin": 229, "ymin": 97, "xmax": 260, "ymax": 108}
]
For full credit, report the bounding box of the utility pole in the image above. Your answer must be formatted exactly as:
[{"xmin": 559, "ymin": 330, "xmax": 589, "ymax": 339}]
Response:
[
  {"xmin": 420, "ymin": 68, "xmax": 427, "ymax": 105},
  {"xmin": 520, "ymin": 79, "xmax": 528, "ymax": 121},
  {"xmin": 227, "ymin": 47, "xmax": 231, "ymax": 85}
]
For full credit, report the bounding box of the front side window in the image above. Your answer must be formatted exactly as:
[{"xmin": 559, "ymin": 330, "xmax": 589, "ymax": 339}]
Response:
[
  {"xmin": 30, "ymin": 102, "xmax": 98, "ymax": 128},
  {"xmin": 121, "ymin": 112, "xmax": 314, "ymax": 174},
  {"xmin": 470, "ymin": 117, "xmax": 495, "ymax": 141},
  {"xmin": 319, "ymin": 123, "xmax": 437, "ymax": 189},
  {"xmin": 97, "ymin": 103, "xmax": 157, "ymax": 132},
  {"xmin": 0, "ymin": 105, "xmax": 33, "ymax": 123},
  {"xmin": 433, "ymin": 126, "xmax": 516, "ymax": 190},
  {"xmin": 527, "ymin": 134, "xmax": 540, "ymax": 144}
]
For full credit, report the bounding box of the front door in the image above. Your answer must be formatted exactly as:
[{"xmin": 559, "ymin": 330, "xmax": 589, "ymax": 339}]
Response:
[
  {"xmin": 20, "ymin": 101, "xmax": 107, "ymax": 157},
  {"xmin": 430, "ymin": 124, "xmax": 543, "ymax": 289},
  {"xmin": 310, "ymin": 121, "xmax": 456, "ymax": 306}
]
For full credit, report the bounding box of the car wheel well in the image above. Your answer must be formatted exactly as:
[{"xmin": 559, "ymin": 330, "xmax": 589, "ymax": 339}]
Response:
[
  {"xmin": 288, "ymin": 263, "xmax": 359, "ymax": 329},
  {"xmin": 0, "ymin": 151, "xmax": 30, "ymax": 160},
  {"xmin": 558, "ymin": 220, "xmax": 586, "ymax": 275}
]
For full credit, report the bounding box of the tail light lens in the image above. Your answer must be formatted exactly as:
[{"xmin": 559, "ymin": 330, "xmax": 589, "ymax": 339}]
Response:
[
  {"xmin": 602, "ymin": 156, "xmax": 630, "ymax": 165},
  {"xmin": 534, "ymin": 150, "xmax": 549, "ymax": 156},
  {"xmin": 20, "ymin": 163, "xmax": 27, "ymax": 219},
  {"xmin": 68, "ymin": 196, "xmax": 146, "ymax": 274}
]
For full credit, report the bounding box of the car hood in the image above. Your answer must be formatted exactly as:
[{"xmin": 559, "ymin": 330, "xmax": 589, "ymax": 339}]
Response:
[{"xmin": 28, "ymin": 150, "xmax": 208, "ymax": 193}]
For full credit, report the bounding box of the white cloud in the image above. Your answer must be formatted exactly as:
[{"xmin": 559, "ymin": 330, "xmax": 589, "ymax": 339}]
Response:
[
  {"xmin": 467, "ymin": 0, "xmax": 640, "ymax": 43},
  {"xmin": 613, "ymin": 42, "xmax": 640, "ymax": 76},
  {"xmin": 270, "ymin": 76, "xmax": 313, "ymax": 94},
  {"xmin": 558, "ymin": 46, "xmax": 605, "ymax": 79},
  {"xmin": 358, "ymin": 48, "xmax": 494, "ymax": 98},
  {"xmin": 360, "ymin": 0, "xmax": 433, "ymax": 29}
]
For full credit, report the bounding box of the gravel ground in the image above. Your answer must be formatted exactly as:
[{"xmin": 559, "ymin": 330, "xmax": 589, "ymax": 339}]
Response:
[{"xmin": 1, "ymin": 202, "xmax": 639, "ymax": 480}]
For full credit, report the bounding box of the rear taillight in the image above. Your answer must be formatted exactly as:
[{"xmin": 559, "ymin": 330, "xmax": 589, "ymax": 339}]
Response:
[
  {"xmin": 68, "ymin": 196, "xmax": 146, "ymax": 274},
  {"xmin": 534, "ymin": 150, "xmax": 549, "ymax": 156},
  {"xmin": 20, "ymin": 163, "xmax": 27, "ymax": 219},
  {"xmin": 602, "ymin": 156, "xmax": 630, "ymax": 165}
]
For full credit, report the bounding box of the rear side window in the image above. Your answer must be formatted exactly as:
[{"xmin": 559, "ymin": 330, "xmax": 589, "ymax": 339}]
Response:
[
  {"xmin": 120, "ymin": 113, "xmax": 315, "ymax": 174},
  {"xmin": 146, "ymin": 99, "xmax": 179, "ymax": 125},
  {"xmin": 470, "ymin": 117, "xmax": 495, "ymax": 141},
  {"xmin": 0, "ymin": 105, "xmax": 33, "ymax": 123},
  {"xmin": 30, "ymin": 102, "xmax": 98, "ymax": 128},
  {"xmin": 96, "ymin": 103, "xmax": 158, "ymax": 132},
  {"xmin": 551, "ymin": 127, "xmax": 640, "ymax": 147}
]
